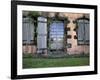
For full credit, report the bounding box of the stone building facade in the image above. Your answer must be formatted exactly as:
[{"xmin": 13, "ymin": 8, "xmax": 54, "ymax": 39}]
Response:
[{"xmin": 22, "ymin": 12, "xmax": 90, "ymax": 55}]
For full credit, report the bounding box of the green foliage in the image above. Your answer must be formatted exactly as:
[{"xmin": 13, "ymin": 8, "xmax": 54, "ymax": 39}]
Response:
[
  {"xmin": 23, "ymin": 53, "xmax": 89, "ymax": 58},
  {"xmin": 27, "ymin": 11, "xmax": 40, "ymax": 45},
  {"xmin": 28, "ymin": 11, "xmax": 40, "ymax": 18},
  {"xmin": 23, "ymin": 53, "xmax": 34, "ymax": 58},
  {"xmin": 23, "ymin": 57, "xmax": 89, "ymax": 68}
]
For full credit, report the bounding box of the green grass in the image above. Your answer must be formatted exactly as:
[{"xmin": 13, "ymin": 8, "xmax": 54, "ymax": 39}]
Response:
[{"xmin": 23, "ymin": 57, "xmax": 89, "ymax": 68}]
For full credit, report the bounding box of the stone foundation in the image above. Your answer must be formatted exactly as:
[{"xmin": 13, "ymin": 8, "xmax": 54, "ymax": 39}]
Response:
[{"xmin": 22, "ymin": 45, "xmax": 37, "ymax": 54}]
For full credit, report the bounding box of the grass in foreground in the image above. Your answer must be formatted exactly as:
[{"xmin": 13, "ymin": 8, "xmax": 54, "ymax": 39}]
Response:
[{"xmin": 23, "ymin": 57, "xmax": 89, "ymax": 68}]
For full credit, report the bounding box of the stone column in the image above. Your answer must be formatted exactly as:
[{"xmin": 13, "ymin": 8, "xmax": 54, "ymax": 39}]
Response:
[{"xmin": 64, "ymin": 13, "xmax": 83, "ymax": 54}]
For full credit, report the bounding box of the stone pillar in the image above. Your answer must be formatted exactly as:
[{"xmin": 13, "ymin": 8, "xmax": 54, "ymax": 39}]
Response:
[
  {"xmin": 66, "ymin": 18, "xmax": 77, "ymax": 54},
  {"xmin": 64, "ymin": 13, "xmax": 83, "ymax": 54}
]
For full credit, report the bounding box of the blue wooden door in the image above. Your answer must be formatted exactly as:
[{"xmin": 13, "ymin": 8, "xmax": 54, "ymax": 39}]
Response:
[{"xmin": 49, "ymin": 21, "xmax": 64, "ymax": 50}]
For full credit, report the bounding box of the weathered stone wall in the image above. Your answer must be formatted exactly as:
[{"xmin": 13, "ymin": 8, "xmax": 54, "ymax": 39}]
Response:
[
  {"xmin": 64, "ymin": 13, "xmax": 89, "ymax": 54},
  {"xmin": 23, "ymin": 45, "xmax": 37, "ymax": 54},
  {"xmin": 22, "ymin": 12, "xmax": 90, "ymax": 55}
]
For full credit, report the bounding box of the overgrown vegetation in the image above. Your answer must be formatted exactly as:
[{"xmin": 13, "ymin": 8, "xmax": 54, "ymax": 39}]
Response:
[
  {"xmin": 23, "ymin": 53, "xmax": 89, "ymax": 68},
  {"xmin": 23, "ymin": 53, "xmax": 89, "ymax": 58},
  {"xmin": 23, "ymin": 57, "xmax": 89, "ymax": 68},
  {"xmin": 28, "ymin": 11, "xmax": 40, "ymax": 18}
]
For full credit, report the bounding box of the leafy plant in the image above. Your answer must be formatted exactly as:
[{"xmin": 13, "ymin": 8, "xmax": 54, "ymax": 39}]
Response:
[{"xmin": 28, "ymin": 11, "xmax": 40, "ymax": 18}]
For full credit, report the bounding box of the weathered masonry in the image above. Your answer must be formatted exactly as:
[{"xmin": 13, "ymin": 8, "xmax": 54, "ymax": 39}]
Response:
[{"xmin": 22, "ymin": 12, "xmax": 90, "ymax": 55}]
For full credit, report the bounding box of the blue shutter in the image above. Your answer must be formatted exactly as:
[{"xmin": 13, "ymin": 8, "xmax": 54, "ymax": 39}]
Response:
[
  {"xmin": 77, "ymin": 20, "xmax": 84, "ymax": 41},
  {"xmin": 84, "ymin": 20, "xmax": 89, "ymax": 41},
  {"xmin": 23, "ymin": 17, "xmax": 34, "ymax": 44},
  {"xmin": 37, "ymin": 17, "xmax": 47, "ymax": 51},
  {"xmin": 77, "ymin": 19, "xmax": 89, "ymax": 45}
]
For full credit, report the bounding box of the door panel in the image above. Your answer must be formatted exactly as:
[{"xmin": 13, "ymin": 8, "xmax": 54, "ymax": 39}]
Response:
[
  {"xmin": 37, "ymin": 17, "xmax": 47, "ymax": 53},
  {"xmin": 49, "ymin": 21, "xmax": 64, "ymax": 50}
]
